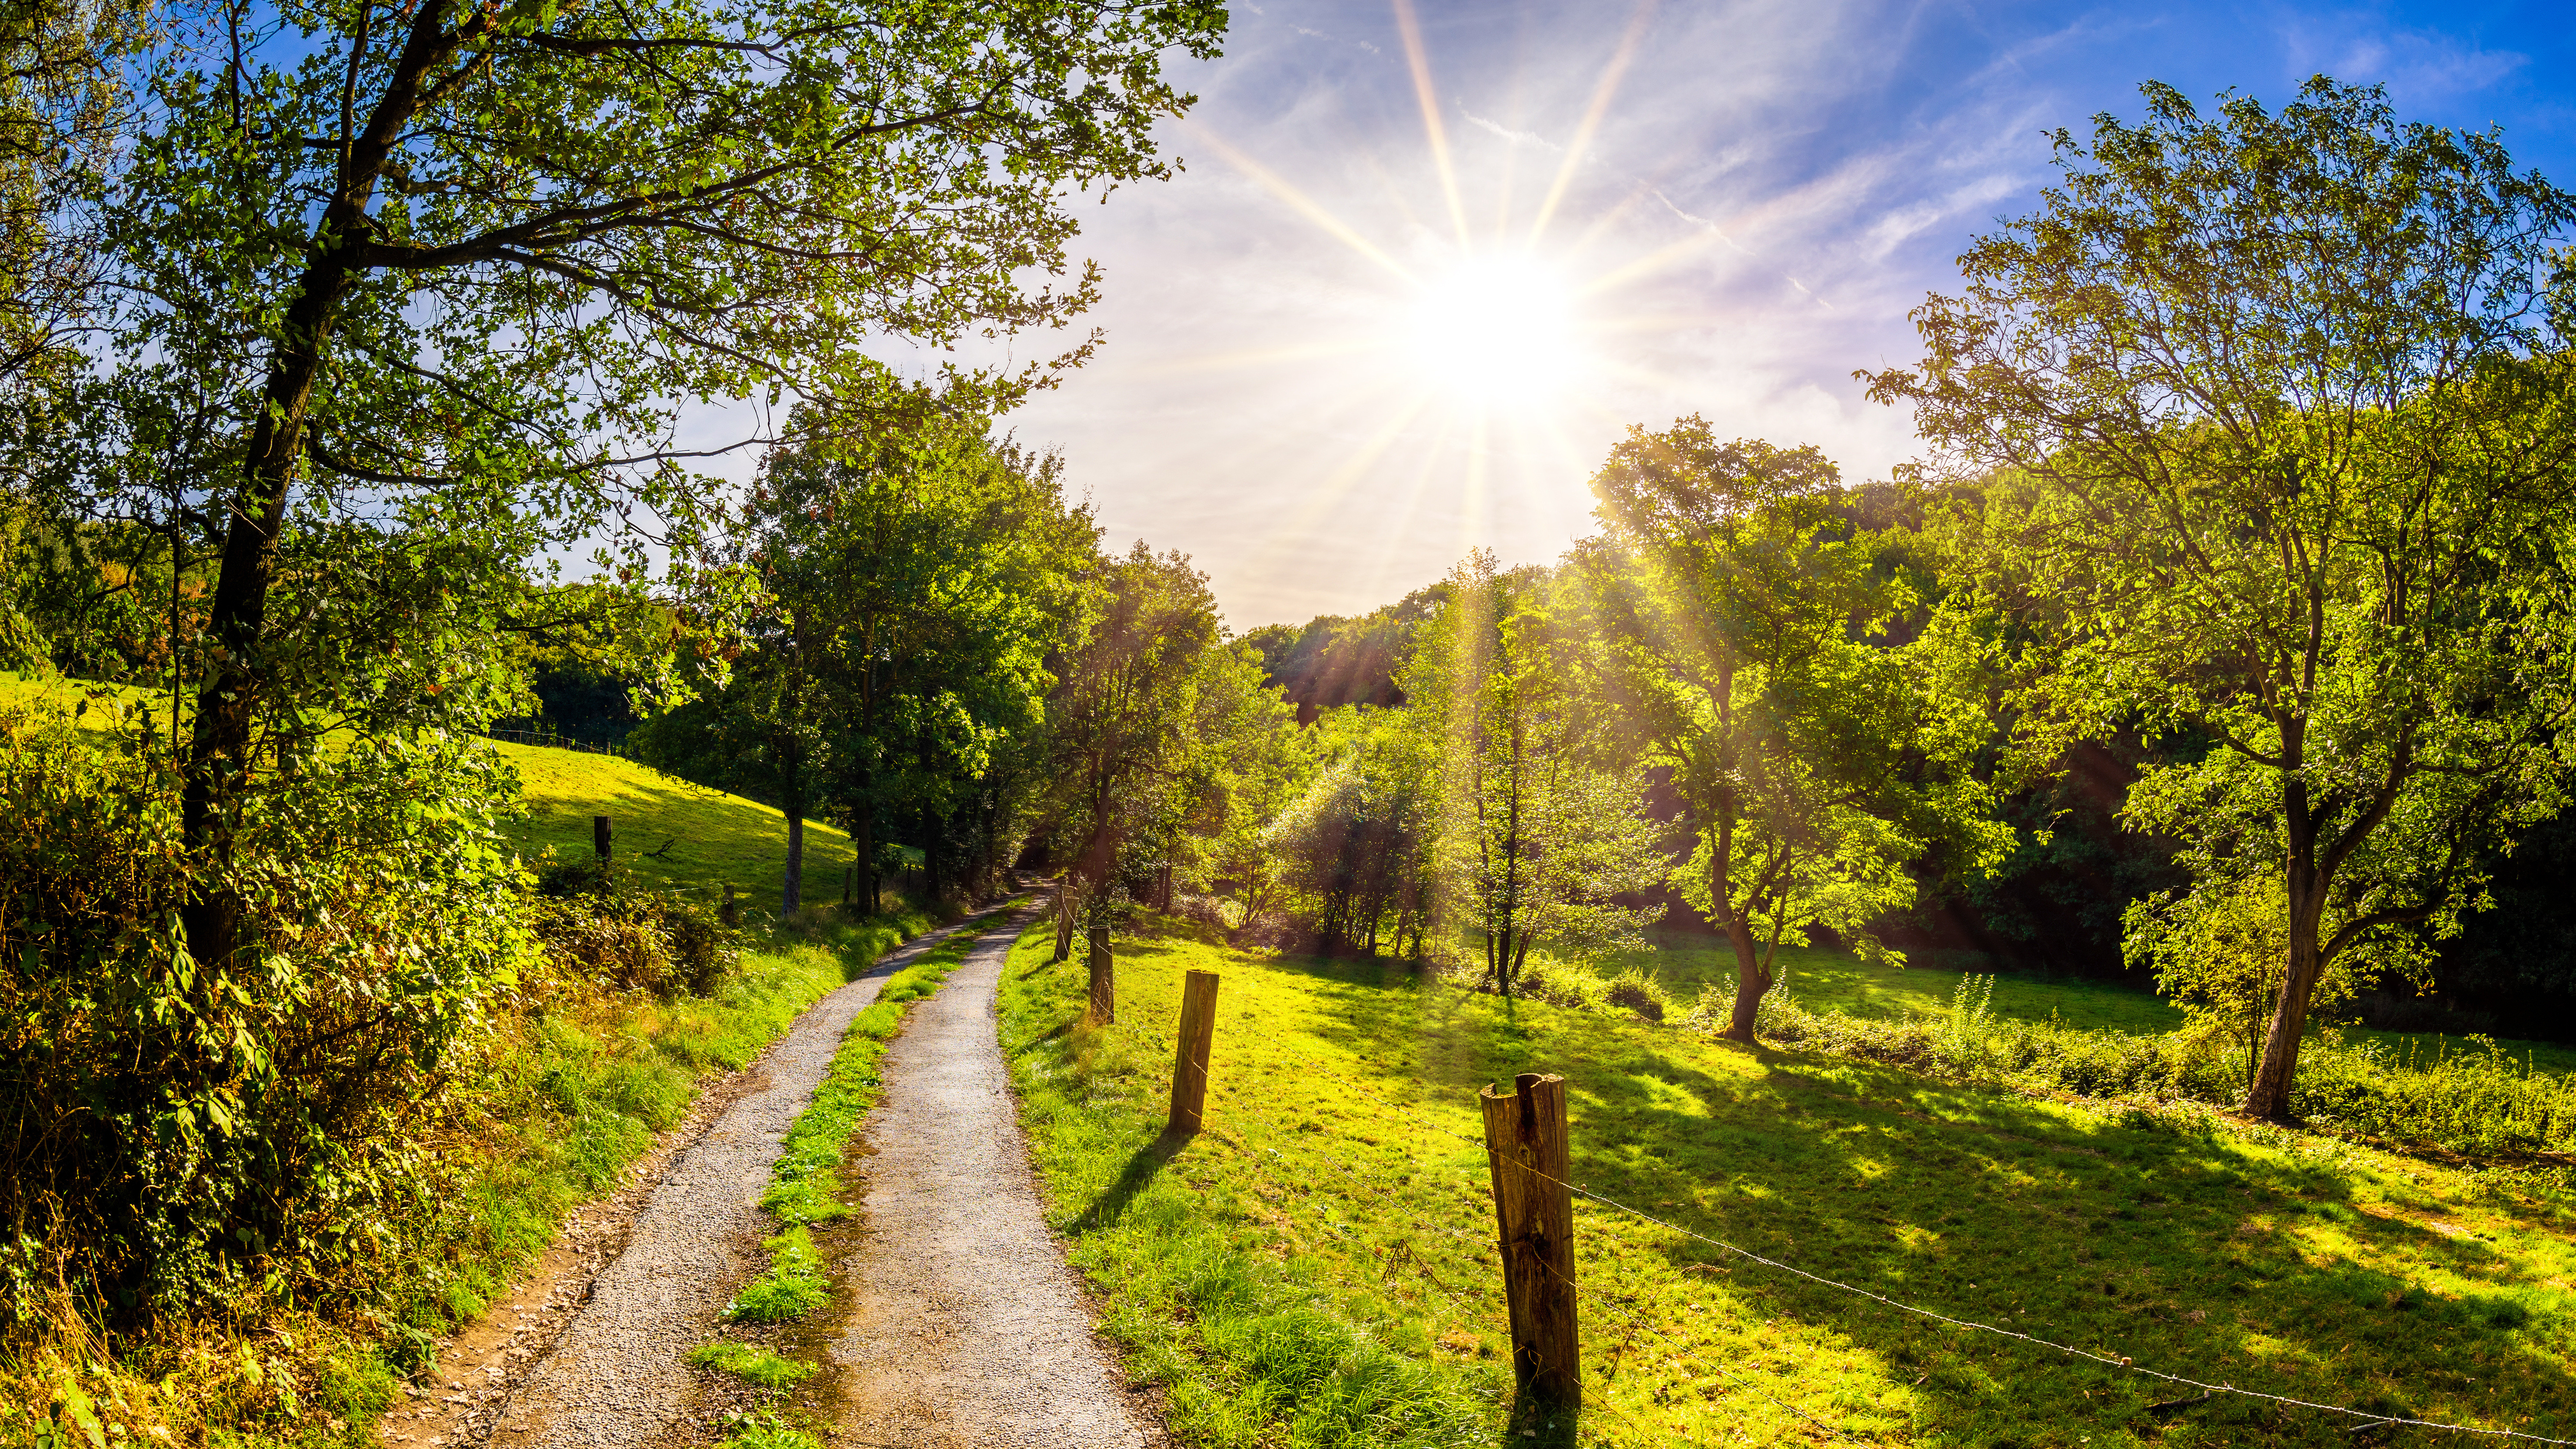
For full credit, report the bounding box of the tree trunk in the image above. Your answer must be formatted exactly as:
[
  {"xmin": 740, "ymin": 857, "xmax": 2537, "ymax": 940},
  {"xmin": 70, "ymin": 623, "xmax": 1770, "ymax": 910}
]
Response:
[
  {"xmin": 178, "ymin": 0, "xmax": 462, "ymax": 970},
  {"xmin": 2244, "ymin": 855, "xmax": 2330, "ymax": 1120},
  {"xmin": 1720, "ymin": 914, "xmax": 1769, "ymax": 1043},
  {"xmin": 781, "ymin": 805, "xmax": 805, "ymax": 917},
  {"xmin": 853, "ymin": 771, "xmax": 874, "ymax": 917}
]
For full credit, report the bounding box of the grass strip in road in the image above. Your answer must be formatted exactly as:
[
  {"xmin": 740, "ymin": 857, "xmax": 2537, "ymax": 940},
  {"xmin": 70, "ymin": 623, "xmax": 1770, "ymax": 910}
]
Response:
[
  {"xmin": 688, "ymin": 904, "xmax": 1012, "ymax": 1438},
  {"xmin": 724, "ymin": 1227, "xmax": 830, "ymax": 1322},
  {"xmin": 687, "ymin": 1341, "xmax": 814, "ymax": 1389}
]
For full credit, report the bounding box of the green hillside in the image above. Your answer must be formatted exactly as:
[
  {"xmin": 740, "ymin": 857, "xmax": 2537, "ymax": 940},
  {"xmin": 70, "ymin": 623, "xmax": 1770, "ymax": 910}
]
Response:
[
  {"xmin": 493, "ymin": 740, "xmax": 858, "ymax": 903},
  {"xmin": 0, "ymin": 674, "xmax": 851, "ymax": 906}
]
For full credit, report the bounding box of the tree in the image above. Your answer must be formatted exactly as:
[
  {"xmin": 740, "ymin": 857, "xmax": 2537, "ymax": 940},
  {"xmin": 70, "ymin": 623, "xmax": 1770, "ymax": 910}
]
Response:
[
  {"xmin": 1575, "ymin": 420, "xmax": 2005, "ymax": 1041},
  {"xmin": 0, "ymin": 0, "xmax": 147, "ymax": 388},
  {"xmin": 63, "ymin": 0, "xmax": 1221, "ymax": 970},
  {"xmin": 1864, "ymin": 79, "xmax": 2576, "ymax": 1119},
  {"xmin": 1267, "ymin": 707, "xmax": 1434, "ymax": 955},
  {"xmin": 634, "ymin": 413, "xmax": 1092, "ymax": 914},
  {"xmin": 1042, "ymin": 541, "xmax": 1226, "ymax": 994},
  {"xmin": 1410, "ymin": 552, "xmax": 1665, "ymax": 997}
]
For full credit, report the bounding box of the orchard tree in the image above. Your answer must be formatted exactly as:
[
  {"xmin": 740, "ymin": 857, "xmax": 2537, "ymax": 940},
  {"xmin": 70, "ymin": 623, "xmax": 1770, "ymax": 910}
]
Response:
[
  {"xmin": 1042, "ymin": 541, "xmax": 1235, "ymax": 1008},
  {"xmin": 763, "ymin": 413, "xmax": 1091, "ymax": 911},
  {"xmin": 62, "ymin": 0, "xmax": 1222, "ymax": 970},
  {"xmin": 1865, "ymin": 79, "xmax": 2576, "ymax": 1119}
]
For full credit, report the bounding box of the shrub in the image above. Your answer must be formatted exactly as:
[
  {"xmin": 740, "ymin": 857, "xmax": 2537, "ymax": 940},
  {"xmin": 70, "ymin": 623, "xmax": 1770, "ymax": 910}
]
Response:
[
  {"xmin": 528, "ymin": 861, "xmax": 735, "ymax": 998},
  {"xmin": 1602, "ymin": 965, "xmax": 1669, "ymax": 1022},
  {"xmin": 0, "ymin": 708, "xmax": 541, "ymax": 1321}
]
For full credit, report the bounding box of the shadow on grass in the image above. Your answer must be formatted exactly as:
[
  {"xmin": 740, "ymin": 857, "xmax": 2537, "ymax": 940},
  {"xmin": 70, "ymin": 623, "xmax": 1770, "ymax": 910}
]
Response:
[
  {"xmin": 1068, "ymin": 1128, "xmax": 1192, "ymax": 1233},
  {"xmin": 1245, "ymin": 945, "xmax": 2576, "ymax": 1446}
]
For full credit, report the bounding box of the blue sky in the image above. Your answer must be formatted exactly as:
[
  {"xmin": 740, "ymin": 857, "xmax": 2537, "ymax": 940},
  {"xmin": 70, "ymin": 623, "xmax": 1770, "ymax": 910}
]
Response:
[{"xmin": 987, "ymin": 0, "xmax": 2576, "ymax": 628}]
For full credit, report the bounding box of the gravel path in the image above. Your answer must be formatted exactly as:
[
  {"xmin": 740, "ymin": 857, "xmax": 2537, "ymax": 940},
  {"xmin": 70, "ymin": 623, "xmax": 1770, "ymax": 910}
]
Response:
[
  {"xmin": 830, "ymin": 906, "xmax": 1159, "ymax": 1448},
  {"xmin": 490, "ymin": 907, "xmax": 1013, "ymax": 1449}
]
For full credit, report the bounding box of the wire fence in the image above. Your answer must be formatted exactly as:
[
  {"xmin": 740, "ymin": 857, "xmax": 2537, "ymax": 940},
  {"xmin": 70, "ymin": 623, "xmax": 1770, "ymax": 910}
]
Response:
[
  {"xmin": 1096, "ymin": 967, "xmax": 2576, "ymax": 1448},
  {"xmin": 482, "ymin": 725, "xmax": 628, "ymax": 757}
]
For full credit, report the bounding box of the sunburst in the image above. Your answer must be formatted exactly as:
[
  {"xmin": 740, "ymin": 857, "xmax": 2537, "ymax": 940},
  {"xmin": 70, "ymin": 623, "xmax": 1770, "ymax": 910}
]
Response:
[{"xmin": 1181, "ymin": 0, "xmax": 1710, "ymax": 571}]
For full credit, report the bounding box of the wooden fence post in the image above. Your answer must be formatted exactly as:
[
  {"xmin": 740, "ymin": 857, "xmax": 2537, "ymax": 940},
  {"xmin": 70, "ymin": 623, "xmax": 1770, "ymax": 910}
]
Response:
[
  {"xmin": 1479, "ymin": 1072, "xmax": 1579, "ymax": 1410},
  {"xmin": 1167, "ymin": 970, "xmax": 1219, "ymax": 1136},
  {"xmin": 593, "ymin": 814, "xmax": 612, "ymax": 862},
  {"xmin": 1085, "ymin": 924, "xmax": 1115, "ymax": 1025},
  {"xmin": 720, "ymin": 884, "xmax": 739, "ymax": 928}
]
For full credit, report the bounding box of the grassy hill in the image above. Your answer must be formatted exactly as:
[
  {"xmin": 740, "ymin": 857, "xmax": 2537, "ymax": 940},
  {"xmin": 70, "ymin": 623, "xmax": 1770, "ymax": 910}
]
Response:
[
  {"xmin": 0, "ymin": 672, "xmax": 854, "ymax": 906},
  {"xmin": 494, "ymin": 740, "xmax": 859, "ymax": 905},
  {"xmin": 1006, "ymin": 918, "xmax": 2576, "ymax": 1448}
]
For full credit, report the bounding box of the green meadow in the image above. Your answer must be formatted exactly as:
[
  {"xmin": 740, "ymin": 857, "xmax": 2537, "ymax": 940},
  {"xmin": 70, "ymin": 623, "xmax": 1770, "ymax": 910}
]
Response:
[{"xmin": 1006, "ymin": 916, "xmax": 2576, "ymax": 1448}]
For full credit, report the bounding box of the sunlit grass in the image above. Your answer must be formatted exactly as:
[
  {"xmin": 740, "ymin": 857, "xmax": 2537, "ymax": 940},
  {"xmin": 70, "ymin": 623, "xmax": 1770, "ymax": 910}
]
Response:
[{"xmin": 1008, "ymin": 915, "xmax": 2576, "ymax": 1447}]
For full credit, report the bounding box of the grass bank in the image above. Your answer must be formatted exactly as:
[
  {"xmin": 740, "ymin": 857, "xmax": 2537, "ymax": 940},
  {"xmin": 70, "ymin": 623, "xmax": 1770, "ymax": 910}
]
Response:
[
  {"xmin": 1008, "ymin": 915, "xmax": 2576, "ymax": 1447},
  {"xmin": 1603, "ymin": 933, "xmax": 2576, "ymax": 1078}
]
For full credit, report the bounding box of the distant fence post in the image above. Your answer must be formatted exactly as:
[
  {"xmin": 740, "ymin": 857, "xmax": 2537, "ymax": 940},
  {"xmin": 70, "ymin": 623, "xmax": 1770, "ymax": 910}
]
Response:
[
  {"xmin": 593, "ymin": 815, "xmax": 612, "ymax": 862},
  {"xmin": 1085, "ymin": 924, "xmax": 1115, "ymax": 1025},
  {"xmin": 1166, "ymin": 970, "xmax": 1219, "ymax": 1136},
  {"xmin": 720, "ymin": 884, "xmax": 739, "ymax": 928},
  {"xmin": 1479, "ymin": 1072, "xmax": 1579, "ymax": 1411}
]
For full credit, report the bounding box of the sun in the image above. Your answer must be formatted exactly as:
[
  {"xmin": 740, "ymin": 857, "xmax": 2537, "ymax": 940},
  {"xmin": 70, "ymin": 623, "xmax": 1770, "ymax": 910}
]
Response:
[{"xmin": 1402, "ymin": 254, "xmax": 1585, "ymax": 406}]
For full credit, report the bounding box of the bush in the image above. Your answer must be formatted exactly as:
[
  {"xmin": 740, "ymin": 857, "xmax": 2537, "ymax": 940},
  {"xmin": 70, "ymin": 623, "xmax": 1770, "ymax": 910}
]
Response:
[
  {"xmin": 0, "ymin": 709, "xmax": 540, "ymax": 1321},
  {"xmin": 528, "ymin": 861, "xmax": 735, "ymax": 998}
]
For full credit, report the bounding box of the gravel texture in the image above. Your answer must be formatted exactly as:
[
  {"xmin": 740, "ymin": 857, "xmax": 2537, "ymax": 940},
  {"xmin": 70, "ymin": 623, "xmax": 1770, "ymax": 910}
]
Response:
[
  {"xmin": 486, "ymin": 907, "xmax": 1008, "ymax": 1449},
  {"xmin": 830, "ymin": 906, "xmax": 1159, "ymax": 1448}
]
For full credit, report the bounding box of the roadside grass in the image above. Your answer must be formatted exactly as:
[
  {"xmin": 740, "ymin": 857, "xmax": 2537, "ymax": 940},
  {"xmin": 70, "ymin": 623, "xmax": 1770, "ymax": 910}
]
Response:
[{"xmin": 1010, "ymin": 914, "xmax": 2576, "ymax": 1448}]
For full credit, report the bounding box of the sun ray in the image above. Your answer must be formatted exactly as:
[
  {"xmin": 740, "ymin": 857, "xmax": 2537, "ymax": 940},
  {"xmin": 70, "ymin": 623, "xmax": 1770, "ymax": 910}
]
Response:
[
  {"xmin": 1526, "ymin": 0, "xmax": 1657, "ymax": 247},
  {"xmin": 1119, "ymin": 338, "xmax": 1396, "ymax": 379},
  {"xmin": 1244, "ymin": 390, "xmax": 1439, "ymax": 564},
  {"xmin": 1368, "ymin": 410, "xmax": 1463, "ymax": 593},
  {"xmin": 1189, "ymin": 123, "xmax": 1416, "ymax": 284},
  {"xmin": 1391, "ymin": 0, "xmax": 1473, "ymax": 248}
]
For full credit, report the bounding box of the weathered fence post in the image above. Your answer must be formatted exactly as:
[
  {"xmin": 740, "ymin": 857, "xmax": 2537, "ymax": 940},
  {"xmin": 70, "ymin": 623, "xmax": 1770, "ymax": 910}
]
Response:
[
  {"xmin": 1166, "ymin": 970, "xmax": 1219, "ymax": 1136},
  {"xmin": 1085, "ymin": 924, "xmax": 1115, "ymax": 1025},
  {"xmin": 593, "ymin": 815, "xmax": 612, "ymax": 862},
  {"xmin": 842, "ymin": 864, "xmax": 853, "ymax": 906},
  {"xmin": 720, "ymin": 884, "xmax": 739, "ymax": 928},
  {"xmin": 1479, "ymin": 1072, "xmax": 1579, "ymax": 1410}
]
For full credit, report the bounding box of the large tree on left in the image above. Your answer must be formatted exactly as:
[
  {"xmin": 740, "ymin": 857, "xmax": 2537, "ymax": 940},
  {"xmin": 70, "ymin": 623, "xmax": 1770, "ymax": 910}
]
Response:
[{"xmin": 73, "ymin": 0, "xmax": 1221, "ymax": 968}]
